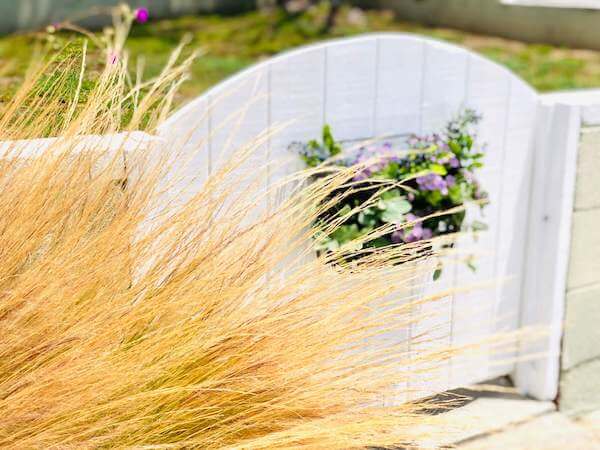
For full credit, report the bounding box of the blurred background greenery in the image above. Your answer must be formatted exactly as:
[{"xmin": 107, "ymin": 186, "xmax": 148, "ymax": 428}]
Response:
[{"xmin": 2, "ymin": 3, "xmax": 600, "ymax": 107}]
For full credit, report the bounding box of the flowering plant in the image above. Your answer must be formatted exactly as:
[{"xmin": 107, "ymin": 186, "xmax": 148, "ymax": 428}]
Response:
[{"xmin": 292, "ymin": 110, "xmax": 488, "ymax": 276}]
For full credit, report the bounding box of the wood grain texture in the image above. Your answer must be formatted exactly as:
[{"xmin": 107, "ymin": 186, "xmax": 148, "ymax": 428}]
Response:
[{"xmin": 515, "ymin": 102, "xmax": 580, "ymax": 400}]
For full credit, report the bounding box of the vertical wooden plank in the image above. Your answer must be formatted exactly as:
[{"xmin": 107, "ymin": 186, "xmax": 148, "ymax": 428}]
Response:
[
  {"xmin": 409, "ymin": 260, "xmax": 454, "ymax": 398},
  {"xmin": 267, "ymin": 45, "xmax": 327, "ymax": 282},
  {"xmin": 155, "ymin": 97, "xmax": 210, "ymax": 212},
  {"xmin": 410, "ymin": 40, "xmax": 469, "ymax": 396},
  {"xmin": 450, "ymin": 54, "xmax": 512, "ymax": 386},
  {"xmin": 375, "ymin": 35, "xmax": 425, "ymax": 137},
  {"xmin": 420, "ymin": 40, "xmax": 469, "ymax": 134},
  {"xmin": 207, "ymin": 67, "xmax": 271, "ymax": 217},
  {"xmin": 207, "ymin": 68, "xmax": 270, "ymax": 173},
  {"xmin": 370, "ymin": 34, "xmax": 425, "ymax": 400},
  {"xmin": 494, "ymin": 79, "xmax": 538, "ymax": 375},
  {"xmin": 515, "ymin": 102, "xmax": 579, "ymax": 400},
  {"xmin": 324, "ymin": 37, "xmax": 378, "ymax": 141},
  {"xmin": 269, "ymin": 47, "xmax": 326, "ymax": 150},
  {"xmin": 269, "ymin": 45, "xmax": 326, "ymax": 203}
]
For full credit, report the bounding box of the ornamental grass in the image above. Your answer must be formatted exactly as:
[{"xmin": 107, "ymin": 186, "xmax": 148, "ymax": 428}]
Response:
[{"xmin": 0, "ymin": 10, "xmax": 527, "ymax": 449}]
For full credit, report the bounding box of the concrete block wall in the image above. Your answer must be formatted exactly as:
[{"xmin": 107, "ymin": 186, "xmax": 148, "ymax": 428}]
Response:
[
  {"xmin": 560, "ymin": 125, "xmax": 600, "ymax": 414},
  {"xmin": 353, "ymin": 0, "xmax": 600, "ymax": 50}
]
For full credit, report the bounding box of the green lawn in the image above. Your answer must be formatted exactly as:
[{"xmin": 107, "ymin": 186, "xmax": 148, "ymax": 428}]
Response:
[{"xmin": 2, "ymin": 5, "xmax": 600, "ymax": 105}]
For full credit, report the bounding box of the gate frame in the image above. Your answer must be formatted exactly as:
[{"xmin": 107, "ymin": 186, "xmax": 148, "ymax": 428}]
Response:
[{"xmin": 159, "ymin": 33, "xmax": 573, "ymax": 401}]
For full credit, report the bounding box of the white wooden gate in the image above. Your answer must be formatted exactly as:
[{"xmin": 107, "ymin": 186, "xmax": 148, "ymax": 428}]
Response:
[{"xmin": 158, "ymin": 33, "xmax": 559, "ymax": 400}]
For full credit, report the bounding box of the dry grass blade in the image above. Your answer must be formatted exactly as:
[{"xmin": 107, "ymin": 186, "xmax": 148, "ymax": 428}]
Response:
[{"xmin": 0, "ymin": 12, "xmax": 534, "ymax": 450}]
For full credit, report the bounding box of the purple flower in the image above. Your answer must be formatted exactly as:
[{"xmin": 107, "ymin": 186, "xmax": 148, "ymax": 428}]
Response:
[
  {"xmin": 446, "ymin": 175, "xmax": 456, "ymax": 187},
  {"xmin": 353, "ymin": 171, "xmax": 370, "ymax": 182},
  {"xmin": 391, "ymin": 229, "xmax": 404, "ymax": 244},
  {"xmin": 422, "ymin": 228, "xmax": 433, "ymax": 239},
  {"xmin": 397, "ymin": 225, "xmax": 433, "ymax": 243},
  {"xmin": 135, "ymin": 7, "xmax": 149, "ymax": 23},
  {"xmin": 416, "ymin": 173, "xmax": 448, "ymax": 195},
  {"xmin": 392, "ymin": 214, "xmax": 433, "ymax": 244},
  {"xmin": 449, "ymin": 156, "xmax": 460, "ymax": 168}
]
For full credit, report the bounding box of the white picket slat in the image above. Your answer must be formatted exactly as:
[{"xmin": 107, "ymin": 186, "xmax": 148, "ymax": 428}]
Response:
[
  {"xmin": 515, "ymin": 102, "xmax": 580, "ymax": 400},
  {"xmin": 409, "ymin": 39, "xmax": 469, "ymax": 397},
  {"xmin": 420, "ymin": 40, "xmax": 469, "ymax": 134},
  {"xmin": 450, "ymin": 53, "xmax": 512, "ymax": 386},
  {"xmin": 155, "ymin": 97, "xmax": 210, "ymax": 210},
  {"xmin": 269, "ymin": 45, "xmax": 327, "ymax": 204},
  {"xmin": 374, "ymin": 35, "xmax": 425, "ymax": 136},
  {"xmin": 324, "ymin": 38, "xmax": 378, "ymax": 141}
]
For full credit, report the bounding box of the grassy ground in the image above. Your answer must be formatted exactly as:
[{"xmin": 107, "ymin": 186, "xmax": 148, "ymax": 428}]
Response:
[{"xmin": 2, "ymin": 5, "xmax": 600, "ymax": 105}]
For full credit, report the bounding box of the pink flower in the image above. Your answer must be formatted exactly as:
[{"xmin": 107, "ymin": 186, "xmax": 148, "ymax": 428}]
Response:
[
  {"xmin": 135, "ymin": 8, "xmax": 149, "ymax": 23},
  {"xmin": 107, "ymin": 51, "xmax": 119, "ymax": 65}
]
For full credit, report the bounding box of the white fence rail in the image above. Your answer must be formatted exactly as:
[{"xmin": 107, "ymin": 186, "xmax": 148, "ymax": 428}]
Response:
[{"xmin": 158, "ymin": 33, "xmax": 565, "ymax": 400}]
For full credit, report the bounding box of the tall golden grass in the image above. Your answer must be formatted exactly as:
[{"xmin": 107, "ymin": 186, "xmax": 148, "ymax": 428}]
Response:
[{"xmin": 0, "ymin": 15, "xmax": 519, "ymax": 449}]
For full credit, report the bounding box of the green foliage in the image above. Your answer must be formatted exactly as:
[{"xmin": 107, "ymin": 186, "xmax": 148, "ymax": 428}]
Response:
[
  {"xmin": 2, "ymin": 5, "xmax": 600, "ymax": 107},
  {"xmin": 295, "ymin": 110, "xmax": 489, "ymax": 274}
]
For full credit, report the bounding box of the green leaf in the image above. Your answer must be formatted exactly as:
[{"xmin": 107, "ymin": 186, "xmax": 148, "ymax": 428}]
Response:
[
  {"xmin": 338, "ymin": 204, "xmax": 352, "ymax": 217},
  {"xmin": 448, "ymin": 184, "xmax": 463, "ymax": 204},
  {"xmin": 430, "ymin": 164, "xmax": 447, "ymax": 175},
  {"xmin": 331, "ymin": 224, "xmax": 362, "ymax": 245},
  {"xmin": 380, "ymin": 197, "xmax": 412, "ymax": 223},
  {"xmin": 379, "ymin": 162, "xmax": 400, "ymax": 179},
  {"xmin": 464, "ymin": 135, "xmax": 473, "ymax": 149},
  {"xmin": 425, "ymin": 190, "xmax": 443, "ymax": 206},
  {"xmin": 369, "ymin": 237, "xmax": 390, "ymax": 248},
  {"xmin": 322, "ymin": 125, "xmax": 342, "ymax": 156},
  {"xmin": 433, "ymin": 268, "xmax": 443, "ymax": 281},
  {"xmin": 380, "ymin": 189, "xmax": 402, "ymax": 201},
  {"xmin": 315, "ymin": 235, "xmax": 340, "ymax": 252},
  {"xmin": 449, "ymin": 141, "xmax": 461, "ymax": 154},
  {"xmin": 358, "ymin": 210, "xmax": 377, "ymax": 227}
]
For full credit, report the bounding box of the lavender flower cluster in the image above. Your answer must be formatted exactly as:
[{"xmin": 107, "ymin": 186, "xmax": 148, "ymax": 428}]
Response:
[{"xmin": 294, "ymin": 109, "xmax": 488, "ymax": 265}]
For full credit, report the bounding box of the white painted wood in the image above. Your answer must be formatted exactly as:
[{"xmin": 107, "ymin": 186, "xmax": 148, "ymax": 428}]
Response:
[
  {"xmin": 0, "ymin": 131, "xmax": 159, "ymax": 184},
  {"xmin": 206, "ymin": 69, "xmax": 270, "ymax": 174},
  {"xmin": 159, "ymin": 33, "xmax": 548, "ymax": 398},
  {"xmin": 374, "ymin": 35, "xmax": 425, "ymax": 136},
  {"xmin": 205, "ymin": 67, "xmax": 271, "ymax": 217},
  {"xmin": 269, "ymin": 45, "xmax": 326, "ymax": 204},
  {"xmin": 514, "ymin": 102, "xmax": 580, "ymax": 400},
  {"xmin": 420, "ymin": 40, "xmax": 469, "ymax": 134},
  {"xmin": 540, "ymin": 89, "xmax": 600, "ymax": 126},
  {"xmin": 495, "ymin": 78, "xmax": 538, "ymax": 374},
  {"xmin": 324, "ymin": 38, "xmax": 378, "ymax": 141},
  {"xmin": 155, "ymin": 98, "xmax": 210, "ymax": 211},
  {"xmin": 0, "ymin": 131, "xmax": 158, "ymax": 160},
  {"xmin": 410, "ymin": 39, "xmax": 469, "ymax": 397},
  {"xmin": 451, "ymin": 53, "xmax": 511, "ymax": 386}
]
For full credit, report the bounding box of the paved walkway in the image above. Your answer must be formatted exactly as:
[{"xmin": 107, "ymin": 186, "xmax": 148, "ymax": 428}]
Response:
[{"xmin": 444, "ymin": 386, "xmax": 600, "ymax": 449}]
